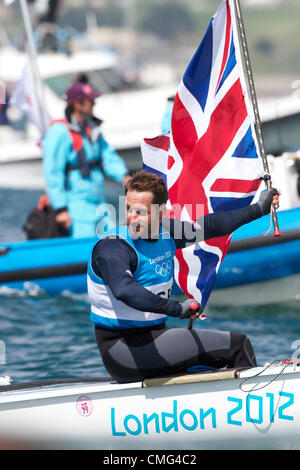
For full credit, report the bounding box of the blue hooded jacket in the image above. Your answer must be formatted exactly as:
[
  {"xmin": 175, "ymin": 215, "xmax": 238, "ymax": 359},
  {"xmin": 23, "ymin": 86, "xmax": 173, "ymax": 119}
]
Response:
[{"xmin": 42, "ymin": 115, "xmax": 129, "ymax": 237}]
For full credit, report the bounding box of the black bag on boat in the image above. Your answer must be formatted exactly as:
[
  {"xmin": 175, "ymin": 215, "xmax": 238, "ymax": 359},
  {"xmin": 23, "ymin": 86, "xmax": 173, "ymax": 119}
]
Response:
[{"xmin": 23, "ymin": 196, "xmax": 70, "ymax": 240}]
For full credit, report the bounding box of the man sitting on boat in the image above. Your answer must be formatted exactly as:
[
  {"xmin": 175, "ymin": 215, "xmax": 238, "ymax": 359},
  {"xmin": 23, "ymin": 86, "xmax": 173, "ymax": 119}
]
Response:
[
  {"xmin": 88, "ymin": 171, "xmax": 280, "ymax": 383},
  {"xmin": 42, "ymin": 82, "xmax": 131, "ymax": 238}
]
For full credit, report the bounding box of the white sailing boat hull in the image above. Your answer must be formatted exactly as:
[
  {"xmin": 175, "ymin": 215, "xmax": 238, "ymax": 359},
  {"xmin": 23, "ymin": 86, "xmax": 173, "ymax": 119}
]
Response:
[{"xmin": 0, "ymin": 365, "xmax": 299, "ymax": 450}]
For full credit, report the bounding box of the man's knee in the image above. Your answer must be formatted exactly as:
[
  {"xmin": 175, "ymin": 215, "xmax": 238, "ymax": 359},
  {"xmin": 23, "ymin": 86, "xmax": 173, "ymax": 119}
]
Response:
[{"xmin": 230, "ymin": 332, "xmax": 257, "ymax": 367}]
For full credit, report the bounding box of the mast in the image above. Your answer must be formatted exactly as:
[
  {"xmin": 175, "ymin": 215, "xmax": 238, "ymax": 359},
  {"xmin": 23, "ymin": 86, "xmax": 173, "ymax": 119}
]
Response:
[
  {"xmin": 19, "ymin": 0, "xmax": 48, "ymax": 136},
  {"xmin": 233, "ymin": 0, "xmax": 281, "ymax": 237}
]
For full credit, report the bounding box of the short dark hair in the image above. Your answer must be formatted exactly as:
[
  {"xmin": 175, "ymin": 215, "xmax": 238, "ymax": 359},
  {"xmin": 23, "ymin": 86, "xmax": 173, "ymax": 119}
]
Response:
[{"xmin": 125, "ymin": 171, "xmax": 168, "ymax": 206}]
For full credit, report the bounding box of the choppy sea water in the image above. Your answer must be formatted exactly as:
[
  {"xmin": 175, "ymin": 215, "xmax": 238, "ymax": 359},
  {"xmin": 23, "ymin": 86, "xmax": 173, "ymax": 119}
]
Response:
[{"xmin": 0, "ymin": 186, "xmax": 300, "ymax": 385}]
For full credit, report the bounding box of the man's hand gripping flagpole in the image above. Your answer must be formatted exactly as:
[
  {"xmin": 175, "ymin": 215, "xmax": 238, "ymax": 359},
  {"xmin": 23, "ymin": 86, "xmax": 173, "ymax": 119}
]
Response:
[{"xmin": 178, "ymin": 299, "xmax": 206, "ymax": 330}]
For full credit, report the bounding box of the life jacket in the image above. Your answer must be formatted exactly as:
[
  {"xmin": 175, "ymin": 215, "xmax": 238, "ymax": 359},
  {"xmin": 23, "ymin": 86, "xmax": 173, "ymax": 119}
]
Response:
[
  {"xmin": 49, "ymin": 118, "xmax": 103, "ymax": 178},
  {"xmin": 88, "ymin": 225, "xmax": 176, "ymax": 329}
]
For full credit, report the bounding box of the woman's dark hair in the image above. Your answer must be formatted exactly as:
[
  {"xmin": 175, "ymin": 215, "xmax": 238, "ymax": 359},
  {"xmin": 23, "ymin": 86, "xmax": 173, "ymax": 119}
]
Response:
[
  {"xmin": 125, "ymin": 171, "xmax": 168, "ymax": 206},
  {"xmin": 65, "ymin": 102, "xmax": 74, "ymax": 118}
]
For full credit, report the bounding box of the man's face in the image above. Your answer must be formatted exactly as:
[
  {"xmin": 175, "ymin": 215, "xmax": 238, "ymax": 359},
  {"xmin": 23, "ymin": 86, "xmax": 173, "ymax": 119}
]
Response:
[
  {"xmin": 74, "ymin": 98, "xmax": 94, "ymax": 119},
  {"xmin": 126, "ymin": 190, "xmax": 162, "ymax": 239}
]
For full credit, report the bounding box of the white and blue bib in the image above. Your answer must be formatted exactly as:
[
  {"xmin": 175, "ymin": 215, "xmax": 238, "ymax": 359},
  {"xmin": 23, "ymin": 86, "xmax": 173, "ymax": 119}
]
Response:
[{"xmin": 88, "ymin": 225, "xmax": 176, "ymax": 329}]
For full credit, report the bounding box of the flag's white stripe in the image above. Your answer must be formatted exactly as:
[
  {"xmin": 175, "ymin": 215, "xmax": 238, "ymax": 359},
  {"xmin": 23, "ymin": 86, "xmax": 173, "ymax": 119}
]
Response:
[
  {"xmin": 213, "ymin": 65, "xmax": 240, "ymax": 110},
  {"xmin": 192, "ymin": 65, "xmax": 240, "ymax": 142},
  {"xmin": 173, "ymin": 256, "xmax": 184, "ymax": 297},
  {"xmin": 179, "ymin": 240, "xmax": 224, "ymax": 303},
  {"xmin": 225, "ymin": 156, "xmax": 263, "ymax": 181},
  {"xmin": 222, "ymin": 115, "xmax": 264, "ymax": 180},
  {"xmin": 177, "ymin": 80, "xmax": 204, "ymax": 140},
  {"xmin": 206, "ymin": 0, "xmax": 228, "ymax": 108},
  {"xmin": 179, "ymin": 66, "xmax": 240, "ymax": 144},
  {"xmin": 167, "ymin": 133, "xmax": 183, "ymax": 190},
  {"xmin": 210, "ymin": 190, "xmax": 257, "ymax": 198},
  {"xmin": 173, "ymin": 251, "xmax": 203, "ymax": 304},
  {"xmin": 205, "ymin": 66, "xmax": 240, "ymax": 122},
  {"xmin": 140, "ymin": 134, "xmax": 184, "ymax": 193},
  {"xmin": 198, "ymin": 241, "xmax": 223, "ymax": 273},
  {"xmin": 202, "ymin": 116, "xmax": 263, "ymax": 213},
  {"xmin": 177, "ymin": 4, "xmax": 239, "ymax": 144},
  {"xmin": 182, "ymin": 246, "xmax": 203, "ymax": 303},
  {"xmin": 141, "ymin": 140, "xmax": 169, "ymax": 174}
]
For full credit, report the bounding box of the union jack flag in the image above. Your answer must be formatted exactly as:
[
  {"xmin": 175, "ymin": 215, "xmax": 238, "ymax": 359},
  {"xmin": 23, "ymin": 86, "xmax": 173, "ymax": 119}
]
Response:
[{"xmin": 141, "ymin": 0, "xmax": 264, "ymax": 309}]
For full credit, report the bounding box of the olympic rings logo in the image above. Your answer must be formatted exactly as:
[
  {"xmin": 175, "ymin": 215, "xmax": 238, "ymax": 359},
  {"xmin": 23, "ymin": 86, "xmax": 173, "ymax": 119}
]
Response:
[{"xmin": 155, "ymin": 260, "xmax": 172, "ymax": 277}]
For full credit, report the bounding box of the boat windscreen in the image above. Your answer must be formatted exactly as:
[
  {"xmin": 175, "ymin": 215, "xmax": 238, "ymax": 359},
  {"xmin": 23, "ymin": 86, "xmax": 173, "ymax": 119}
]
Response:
[{"xmin": 45, "ymin": 67, "xmax": 141, "ymax": 98}]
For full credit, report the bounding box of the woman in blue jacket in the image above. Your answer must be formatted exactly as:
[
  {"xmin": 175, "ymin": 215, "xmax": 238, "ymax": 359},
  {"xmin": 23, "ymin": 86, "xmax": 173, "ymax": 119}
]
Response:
[{"xmin": 42, "ymin": 82, "xmax": 131, "ymax": 238}]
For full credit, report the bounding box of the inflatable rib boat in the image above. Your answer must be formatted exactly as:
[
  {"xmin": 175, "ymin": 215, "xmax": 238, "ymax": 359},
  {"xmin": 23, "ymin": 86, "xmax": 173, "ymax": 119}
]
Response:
[{"xmin": 0, "ymin": 207, "xmax": 300, "ymax": 305}]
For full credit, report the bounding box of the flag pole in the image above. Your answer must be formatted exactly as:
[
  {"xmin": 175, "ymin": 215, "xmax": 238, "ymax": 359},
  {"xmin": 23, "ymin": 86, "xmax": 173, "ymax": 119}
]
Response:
[
  {"xmin": 233, "ymin": 0, "xmax": 281, "ymax": 237},
  {"xmin": 19, "ymin": 0, "xmax": 48, "ymax": 136}
]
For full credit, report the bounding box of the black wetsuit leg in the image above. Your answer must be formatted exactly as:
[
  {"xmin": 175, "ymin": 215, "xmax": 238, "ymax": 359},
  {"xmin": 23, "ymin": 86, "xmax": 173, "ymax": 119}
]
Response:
[{"xmin": 95, "ymin": 325, "xmax": 257, "ymax": 383}]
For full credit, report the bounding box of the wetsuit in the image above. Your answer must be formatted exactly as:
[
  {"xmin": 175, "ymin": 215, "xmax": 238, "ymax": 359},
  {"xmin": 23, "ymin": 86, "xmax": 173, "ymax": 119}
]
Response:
[{"xmin": 88, "ymin": 202, "xmax": 263, "ymax": 383}]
